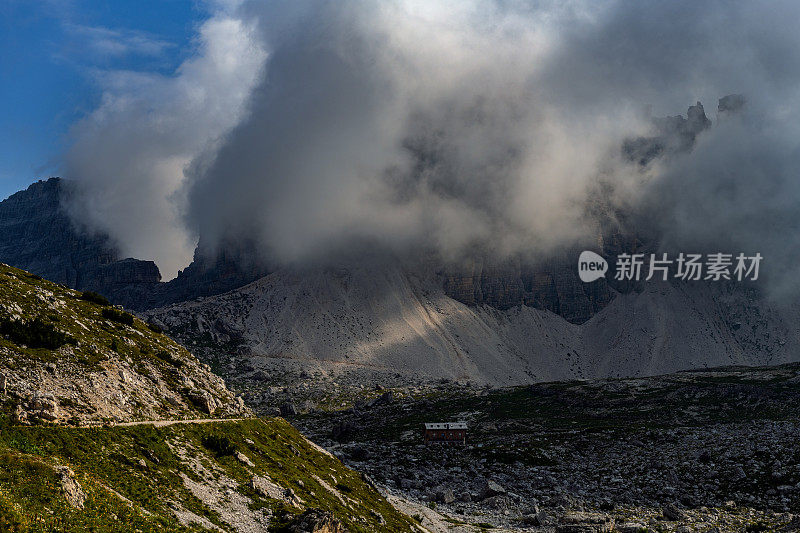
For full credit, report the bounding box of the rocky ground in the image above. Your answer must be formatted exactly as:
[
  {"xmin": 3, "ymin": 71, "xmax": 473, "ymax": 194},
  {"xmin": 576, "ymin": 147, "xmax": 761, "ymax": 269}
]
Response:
[{"xmin": 291, "ymin": 364, "xmax": 800, "ymax": 532}]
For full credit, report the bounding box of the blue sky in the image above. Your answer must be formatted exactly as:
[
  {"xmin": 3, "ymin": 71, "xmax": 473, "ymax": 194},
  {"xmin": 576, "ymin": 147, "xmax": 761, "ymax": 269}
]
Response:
[{"xmin": 0, "ymin": 0, "xmax": 204, "ymax": 200}]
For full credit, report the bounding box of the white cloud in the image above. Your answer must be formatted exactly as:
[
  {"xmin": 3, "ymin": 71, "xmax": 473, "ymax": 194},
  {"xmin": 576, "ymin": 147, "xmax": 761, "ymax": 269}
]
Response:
[
  {"xmin": 64, "ymin": 23, "xmax": 174, "ymax": 59},
  {"xmin": 64, "ymin": 9, "xmax": 266, "ymax": 279}
]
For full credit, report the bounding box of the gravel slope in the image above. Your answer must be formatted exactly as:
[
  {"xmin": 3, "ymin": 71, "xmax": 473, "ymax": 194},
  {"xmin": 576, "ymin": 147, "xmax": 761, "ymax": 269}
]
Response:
[{"xmin": 145, "ymin": 264, "xmax": 800, "ymax": 390}]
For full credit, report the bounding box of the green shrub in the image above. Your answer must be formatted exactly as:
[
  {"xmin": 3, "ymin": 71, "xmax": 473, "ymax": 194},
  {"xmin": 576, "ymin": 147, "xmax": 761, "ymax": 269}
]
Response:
[
  {"xmin": 101, "ymin": 308, "xmax": 134, "ymax": 326},
  {"xmin": 146, "ymin": 321, "xmax": 163, "ymax": 334},
  {"xmin": 202, "ymin": 434, "xmax": 236, "ymax": 457},
  {"xmin": 0, "ymin": 316, "xmax": 76, "ymax": 350},
  {"xmin": 80, "ymin": 291, "xmax": 110, "ymax": 306}
]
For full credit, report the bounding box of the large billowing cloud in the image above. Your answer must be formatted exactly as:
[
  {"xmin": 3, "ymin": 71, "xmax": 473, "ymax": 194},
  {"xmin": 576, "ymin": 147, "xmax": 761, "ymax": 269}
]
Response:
[
  {"xmin": 187, "ymin": 0, "xmax": 645, "ymax": 264},
  {"xmin": 64, "ymin": 2, "xmax": 266, "ymax": 278},
  {"xmin": 67, "ymin": 0, "xmax": 800, "ymax": 286}
]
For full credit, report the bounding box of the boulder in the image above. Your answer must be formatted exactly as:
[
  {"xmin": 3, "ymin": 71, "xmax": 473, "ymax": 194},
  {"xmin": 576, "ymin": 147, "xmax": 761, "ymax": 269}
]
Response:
[
  {"xmin": 616, "ymin": 523, "xmax": 648, "ymax": 533},
  {"xmin": 280, "ymin": 402, "xmax": 298, "ymax": 417},
  {"xmin": 235, "ymin": 451, "xmax": 255, "ymax": 468},
  {"xmin": 662, "ymin": 503, "xmax": 686, "ymax": 521},
  {"xmin": 288, "ymin": 509, "xmax": 345, "ymax": 533},
  {"xmin": 252, "ymin": 474, "xmax": 296, "ymax": 505},
  {"xmin": 432, "ymin": 486, "xmax": 455, "ymax": 504},
  {"xmin": 556, "ymin": 512, "xmax": 614, "ymax": 533},
  {"xmin": 188, "ymin": 390, "xmax": 216, "ymax": 415},
  {"xmin": 478, "ymin": 479, "xmax": 506, "ymax": 500},
  {"xmin": 368, "ymin": 391, "xmax": 394, "ymax": 407},
  {"xmin": 56, "ymin": 466, "xmax": 86, "ymax": 510}
]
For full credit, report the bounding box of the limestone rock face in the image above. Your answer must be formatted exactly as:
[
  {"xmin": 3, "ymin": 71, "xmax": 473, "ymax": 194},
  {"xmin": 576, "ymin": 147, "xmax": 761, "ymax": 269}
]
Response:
[
  {"xmin": 151, "ymin": 236, "xmax": 271, "ymax": 309},
  {"xmin": 0, "ymin": 179, "xmax": 267, "ymax": 311},
  {"xmin": 0, "ymin": 178, "xmax": 269, "ymax": 310},
  {"xmin": 0, "ymin": 178, "xmax": 161, "ymax": 308},
  {"xmin": 442, "ymin": 252, "xmax": 615, "ymax": 324}
]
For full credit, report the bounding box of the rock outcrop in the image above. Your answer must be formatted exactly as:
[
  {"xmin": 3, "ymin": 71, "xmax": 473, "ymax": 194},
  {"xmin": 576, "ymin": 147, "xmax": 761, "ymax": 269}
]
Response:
[
  {"xmin": 151, "ymin": 236, "xmax": 271, "ymax": 309},
  {"xmin": 0, "ymin": 178, "xmax": 269, "ymax": 311},
  {"xmin": 441, "ymin": 252, "xmax": 616, "ymax": 324},
  {"xmin": 56, "ymin": 466, "xmax": 87, "ymax": 510},
  {"xmin": 622, "ymin": 101, "xmax": 712, "ymax": 166},
  {"xmin": 0, "ymin": 263, "xmax": 248, "ymax": 425}
]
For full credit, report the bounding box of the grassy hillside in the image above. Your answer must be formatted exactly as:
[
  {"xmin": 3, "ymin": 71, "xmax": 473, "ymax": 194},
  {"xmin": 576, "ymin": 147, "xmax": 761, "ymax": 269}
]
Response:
[{"xmin": 0, "ymin": 416, "xmax": 416, "ymax": 532}]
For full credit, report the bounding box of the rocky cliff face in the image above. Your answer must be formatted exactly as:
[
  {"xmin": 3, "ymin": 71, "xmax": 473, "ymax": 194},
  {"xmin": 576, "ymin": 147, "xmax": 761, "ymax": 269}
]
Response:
[
  {"xmin": 622, "ymin": 100, "xmax": 713, "ymax": 166},
  {"xmin": 152, "ymin": 236, "xmax": 271, "ymax": 307},
  {"xmin": 0, "ymin": 179, "xmax": 269, "ymax": 311},
  {"xmin": 441, "ymin": 252, "xmax": 616, "ymax": 324},
  {"xmin": 0, "ymin": 178, "xmax": 162, "ymax": 308},
  {"xmin": 439, "ymin": 99, "xmax": 719, "ymax": 323}
]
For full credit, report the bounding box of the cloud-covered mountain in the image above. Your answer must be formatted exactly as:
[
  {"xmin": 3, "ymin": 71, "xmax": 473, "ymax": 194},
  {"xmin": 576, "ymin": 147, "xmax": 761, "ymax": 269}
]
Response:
[{"xmin": 61, "ymin": 0, "xmax": 800, "ymax": 302}]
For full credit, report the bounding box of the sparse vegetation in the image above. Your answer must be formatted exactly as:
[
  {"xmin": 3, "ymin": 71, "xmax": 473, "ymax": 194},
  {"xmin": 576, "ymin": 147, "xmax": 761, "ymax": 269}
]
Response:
[
  {"xmin": 0, "ymin": 417, "xmax": 415, "ymax": 532},
  {"xmin": 0, "ymin": 491, "xmax": 27, "ymax": 532},
  {"xmin": 0, "ymin": 315, "xmax": 76, "ymax": 350},
  {"xmin": 0, "ymin": 262, "xmax": 236, "ymax": 425},
  {"xmin": 79, "ymin": 290, "xmax": 110, "ymax": 306},
  {"xmin": 0, "ymin": 264, "xmax": 418, "ymax": 531},
  {"xmin": 155, "ymin": 349, "xmax": 184, "ymax": 367},
  {"xmin": 101, "ymin": 307, "xmax": 134, "ymax": 326}
]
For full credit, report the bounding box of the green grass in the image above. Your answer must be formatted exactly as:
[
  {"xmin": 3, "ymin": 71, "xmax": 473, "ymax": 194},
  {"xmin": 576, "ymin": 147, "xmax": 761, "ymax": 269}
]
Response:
[{"xmin": 0, "ymin": 416, "xmax": 416, "ymax": 532}]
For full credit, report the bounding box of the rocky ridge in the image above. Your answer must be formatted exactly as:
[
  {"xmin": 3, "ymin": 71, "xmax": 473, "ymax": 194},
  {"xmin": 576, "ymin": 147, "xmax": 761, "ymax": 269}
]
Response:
[{"xmin": 0, "ymin": 262, "xmax": 247, "ymax": 425}]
